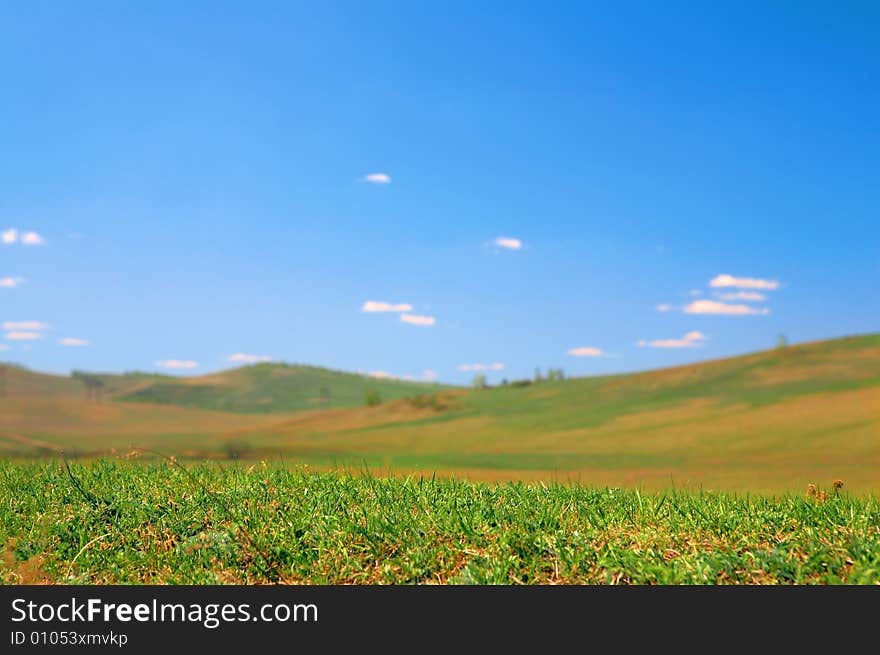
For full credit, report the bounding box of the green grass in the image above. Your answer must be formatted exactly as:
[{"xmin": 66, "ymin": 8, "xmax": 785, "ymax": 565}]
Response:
[{"xmin": 2, "ymin": 460, "xmax": 878, "ymax": 584}]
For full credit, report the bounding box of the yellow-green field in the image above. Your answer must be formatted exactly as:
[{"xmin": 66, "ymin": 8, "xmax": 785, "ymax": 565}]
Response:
[
  {"xmin": 3, "ymin": 462, "xmax": 877, "ymax": 584},
  {"xmin": 2, "ymin": 334, "xmax": 879, "ymax": 493}
]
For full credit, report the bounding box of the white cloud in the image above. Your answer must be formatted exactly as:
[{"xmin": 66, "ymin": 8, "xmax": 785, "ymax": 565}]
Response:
[
  {"xmin": 59, "ymin": 338, "xmax": 89, "ymax": 347},
  {"xmin": 638, "ymin": 331, "xmax": 707, "ymax": 349},
  {"xmin": 656, "ymin": 304, "xmax": 672, "ymax": 312},
  {"xmin": 684, "ymin": 300, "xmax": 769, "ymax": 315},
  {"xmin": 457, "ymin": 362, "xmax": 504, "ymax": 372},
  {"xmin": 363, "ymin": 173, "xmax": 391, "ymax": 184},
  {"xmin": 365, "ymin": 369, "xmax": 435, "ymax": 381},
  {"xmin": 2, "ymin": 230, "xmax": 45, "ymax": 246},
  {"xmin": 156, "ymin": 359, "xmax": 199, "ymax": 369},
  {"xmin": 400, "ymin": 314, "xmax": 435, "ymax": 326},
  {"xmin": 367, "ymin": 370, "xmax": 394, "ymax": 379},
  {"xmin": 227, "ymin": 353, "xmax": 271, "ymax": 364},
  {"xmin": 709, "ymin": 274, "xmax": 780, "ymax": 290},
  {"xmin": 21, "ymin": 232, "xmax": 45, "ymax": 246},
  {"xmin": 567, "ymin": 346, "xmax": 604, "ymax": 357},
  {"xmin": 689, "ymin": 289, "xmax": 702, "ymax": 297},
  {"xmin": 362, "ymin": 300, "xmax": 413, "ymax": 313},
  {"xmin": 5, "ymin": 331, "xmax": 42, "ymax": 341},
  {"xmin": 3, "ymin": 321, "xmax": 48, "ymax": 330},
  {"xmin": 716, "ymin": 291, "xmax": 767, "ymax": 302},
  {"xmin": 492, "ymin": 237, "xmax": 522, "ymax": 250},
  {"xmin": 0, "ymin": 277, "xmax": 23, "ymax": 288}
]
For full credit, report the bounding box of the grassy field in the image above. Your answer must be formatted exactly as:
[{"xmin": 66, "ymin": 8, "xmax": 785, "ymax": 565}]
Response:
[
  {"xmin": 2, "ymin": 333, "xmax": 878, "ymax": 492},
  {"xmin": 1, "ymin": 460, "xmax": 877, "ymax": 584}
]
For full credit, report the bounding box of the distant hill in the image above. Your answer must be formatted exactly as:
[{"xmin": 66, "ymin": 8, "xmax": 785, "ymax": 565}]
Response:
[
  {"xmin": 0, "ymin": 363, "xmax": 454, "ymax": 414},
  {"xmin": 0, "ymin": 364, "xmax": 160, "ymax": 398},
  {"xmin": 0, "ymin": 362, "xmax": 450, "ymax": 414},
  {"xmin": 115, "ymin": 363, "xmax": 451, "ymax": 413}
]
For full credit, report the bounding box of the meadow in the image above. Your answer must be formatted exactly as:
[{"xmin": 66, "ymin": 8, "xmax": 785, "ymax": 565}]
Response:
[{"xmin": 2, "ymin": 460, "xmax": 877, "ymax": 584}]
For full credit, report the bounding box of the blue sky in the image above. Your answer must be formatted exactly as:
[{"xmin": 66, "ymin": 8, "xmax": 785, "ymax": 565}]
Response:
[{"xmin": 1, "ymin": 1, "xmax": 878, "ymax": 383}]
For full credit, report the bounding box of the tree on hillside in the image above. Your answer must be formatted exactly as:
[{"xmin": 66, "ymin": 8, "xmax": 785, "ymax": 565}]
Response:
[
  {"xmin": 546, "ymin": 368, "xmax": 565, "ymax": 381},
  {"xmin": 472, "ymin": 373, "xmax": 487, "ymax": 389},
  {"xmin": 534, "ymin": 367, "xmax": 543, "ymax": 383},
  {"xmin": 72, "ymin": 370, "xmax": 105, "ymax": 403},
  {"xmin": 365, "ymin": 388, "xmax": 382, "ymax": 407}
]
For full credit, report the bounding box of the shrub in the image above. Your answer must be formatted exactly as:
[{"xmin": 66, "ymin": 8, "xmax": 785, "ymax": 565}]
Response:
[{"xmin": 222, "ymin": 439, "xmax": 252, "ymax": 460}]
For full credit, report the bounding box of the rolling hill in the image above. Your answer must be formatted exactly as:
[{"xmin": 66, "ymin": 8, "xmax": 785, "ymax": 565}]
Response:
[
  {"xmin": 217, "ymin": 333, "xmax": 880, "ymax": 491},
  {"xmin": 115, "ymin": 363, "xmax": 451, "ymax": 413},
  {"xmin": 0, "ymin": 362, "xmax": 451, "ymax": 413},
  {"xmin": 1, "ymin": 334, "xmax": 878, "ymax": 492}
]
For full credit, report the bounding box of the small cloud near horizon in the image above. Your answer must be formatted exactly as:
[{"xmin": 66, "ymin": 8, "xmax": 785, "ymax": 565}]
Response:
[
  {"xmin": 0, "ymin": 277, "xmax": 23, "ymax": 288},
  {"xmin": 1, "ymin": 229, "xmax": 16, "ymax": 244},
  {"xmin": 367, "ymin": 370, "xmax": 394, "ymax": 379},
  {"xmin": 365, "ymin": 369, "xmax": 437, "ymax": 381},
  {"xmin": 638, "ymin": 331, "xmax": 707, "ymax": 349},
  {"xmin": 156, "ymin": 359, "xmax": 199, "ymax": 370},
  {"xmin": 709, "ymin": 274, "xmax": 780, "ymax": 290},
  {"xmin": 685, "ymin": 300, "xmax": 769, "ymax": 315},
  {"xmin": 656, "ymin": 304, "xmax": 672, "ymax": 312},
  {"xmin": 363, "ymin": 173, "xmax": 391, "ymax": 184},
  {"xmin": 567, "ymin": 346, "xmax": 604, "ymax": 357},
  {"xmin": 228, "ymin": 353, "xmax": 271, "ymax": 364},
  {"xmin": 59, "ymin": 337, "xmax": 88, "ymax": 346},
  {"xmin": 457, "ymin": 362, "xmax": 504, "ymax": 372},
  {"xmin": 400, "ymin": 314, "xmax": 435, "ymax": 326},
  {"xmin": 362, "ymin": 300, "xmax": 413, "ymax": 313}
]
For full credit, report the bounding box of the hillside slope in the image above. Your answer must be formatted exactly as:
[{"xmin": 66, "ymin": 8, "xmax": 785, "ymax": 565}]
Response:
[
  {"xmin": 116, "ymin": 363, "xmax": 452, "ymax": 413},
  {"xmin": 0, "ymin": 365, "xmax": 162, "ymax": 399},
  {"xmin": 0, "ymin": 361, "xmax": 451, "ymax": 414},
  {"xmin": 228, "ymin": 333, "xmax": 880, "ymax": 491}
]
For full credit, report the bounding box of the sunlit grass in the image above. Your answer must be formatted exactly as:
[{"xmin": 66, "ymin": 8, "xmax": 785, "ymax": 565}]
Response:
[{"xmin": 2, "ymin": 460, "xmax": 877, "ymax": 584}]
